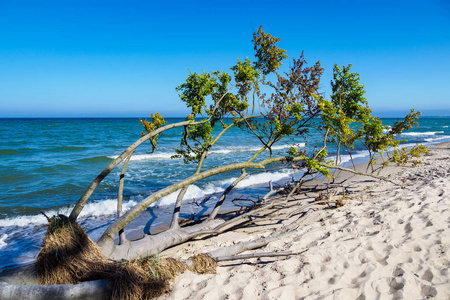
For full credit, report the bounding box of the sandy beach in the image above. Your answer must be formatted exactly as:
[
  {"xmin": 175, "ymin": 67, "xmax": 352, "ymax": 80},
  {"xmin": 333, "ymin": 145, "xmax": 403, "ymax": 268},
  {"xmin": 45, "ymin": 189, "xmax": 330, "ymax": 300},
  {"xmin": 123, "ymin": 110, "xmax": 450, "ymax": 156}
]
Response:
[{"xmin": 157, "ymin": 142, "xmax": 450, "ymax": 300}]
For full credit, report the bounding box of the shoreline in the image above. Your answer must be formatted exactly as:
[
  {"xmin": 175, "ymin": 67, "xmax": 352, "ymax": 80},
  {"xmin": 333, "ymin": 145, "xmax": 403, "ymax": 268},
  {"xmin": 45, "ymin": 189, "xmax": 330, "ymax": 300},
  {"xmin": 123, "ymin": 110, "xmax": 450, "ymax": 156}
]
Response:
[
  {"xmin": 155, "ymin": 142, "xmax": 450, "ymax": 299},
  {"xmin": 0, "ymin": 142, "xmax": 449, "ymax": 299}
]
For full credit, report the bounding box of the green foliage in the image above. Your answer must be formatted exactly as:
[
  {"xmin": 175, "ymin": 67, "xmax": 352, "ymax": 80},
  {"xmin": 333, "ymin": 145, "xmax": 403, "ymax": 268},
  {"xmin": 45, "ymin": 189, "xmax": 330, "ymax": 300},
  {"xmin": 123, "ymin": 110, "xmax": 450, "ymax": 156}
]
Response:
[
  {"xmin": 392, "ymin": 143, "xmax": 428, "ymax": 167},
  {"xmin": 245, "ymin": 51, "xmax": 324, "ymax": 151},
  {"xmin": 140, "ymin": 112, "xmax": 167, "ymax": 152},
  {"xmin": 410, "ymin": 143, "xmax": 429, "ymax": 157},
  {"xmin": 330, "ymin": 64, "xmax": 368, "ymax": 121},
  {"xmin": 176, "ymin": 71, "xmax": 218, "ymax": 118},
  {"xmin": 302, "ymin": 155, "xmax": 332, "ymax": 178},
  {"xmin": 288, "ymin": 146, "xmax": 299, "ymax": 157},
  {"xmin": 172, "ymin": 26, "xmax": 324, "ymax": 163},
  {"xmin": 318, "ymin": 64, "xmax": 371, "ymax": 152},
  {"xmin": 231, "ymin": 57, "xmax": 260, "ymax": 103},
  {"xmin": 391, "ymin": 147, "xmax": 408, "ymax": 166},
  {"xmin": 317, "ymin": 94, "xmax": 356, "ymax": 147},
  {"xmin": 286, "ymin": 103, "xmax": 305, "ymax": 121},
  {"xmin": 139, "ymin": 26, "xmax": 426, "ymax": 183},
  {"xmin": 173, "ymin": 122, "xmax": 214, "ymax": 164},
  {"xmin": 362, "ymin": 116, "xmax": 386, "ymax": 152},
  {"xmin": 389, "ymin": 109, "xmax": 421, "ymax": 135},
  {"xmin": 318, "ymin": 64, "xmax": 424, "ymax": 172},
  {"xmin": 252, "ymin": 25, "xmax": 287, "ymax": 75}
]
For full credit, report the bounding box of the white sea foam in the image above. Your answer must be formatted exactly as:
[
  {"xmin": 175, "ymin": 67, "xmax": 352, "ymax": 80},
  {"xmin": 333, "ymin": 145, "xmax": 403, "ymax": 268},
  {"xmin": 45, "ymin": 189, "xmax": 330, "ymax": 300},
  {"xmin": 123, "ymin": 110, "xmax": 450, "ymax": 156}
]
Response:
[
  {"xmin": 236, "ymin": 170, "xmax": 295, "ymax": 188},
  {"xmin": 155, "ymin": 184, "xmax": 221, "ymax": 207},
  {"xmin": 338, "ymin": 151, "xmax": 370, "ymax": 165},
  {"xmin": 401, "ymin": 131, "xmax": 444, "ymax": 136},
  {"xmin": 0, "ymin": 199, "xmax": 139, "ymax": 228},
  {"xmin": 0, "ymin": 234, "xmax": 8, "ymax": 250},
  {"xmin": 109, "ymin": 143, "xmax": 306, "ymax": 161},
  {"xmin": 0, "ymin": 214, "xmax": 49, "ymax": 227},
  {"xmin": 424, "ymin": 135, "xmax": 450, "ymax": 143},
  {"xmin": 443, "ymin": 126, "xmax": 449, "ymax": 128},
  {"xmin": 152, "ymin": 169, "xmax": 297, "ymax": 207},
  {"xmin": 108, "ymin": 153, "xmax": 174, "ymax": 161},
  {"xmin": 78, "ymin": 199, "xmax": 139, "ymax": 218}
]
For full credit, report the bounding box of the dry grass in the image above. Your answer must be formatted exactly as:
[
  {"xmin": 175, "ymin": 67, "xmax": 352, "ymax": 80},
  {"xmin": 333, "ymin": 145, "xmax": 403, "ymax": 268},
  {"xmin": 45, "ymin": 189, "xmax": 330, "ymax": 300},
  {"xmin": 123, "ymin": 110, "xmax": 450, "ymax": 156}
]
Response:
[
  {"xmin": 189, "ymin": 253, "xmax": 218, "ymax": 274},
  {"xmin": 36, "ymin": 214, "xmax": 217, "ymax": 299}
]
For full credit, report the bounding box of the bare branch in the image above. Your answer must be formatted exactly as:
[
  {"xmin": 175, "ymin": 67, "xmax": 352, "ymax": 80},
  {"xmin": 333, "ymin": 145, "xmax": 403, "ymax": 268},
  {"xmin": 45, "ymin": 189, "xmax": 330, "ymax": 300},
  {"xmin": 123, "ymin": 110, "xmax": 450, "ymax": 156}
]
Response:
[
  {"xmin": 318, "ymin": 162, "xmax": 402, "ymax": 186},
  {"xmin": 214, "ymin": 249, "xmax": 308, "ymax": 262},
  {"xmin": 117, "ymin": 150, "xmax": 134, "ymax": 244}
]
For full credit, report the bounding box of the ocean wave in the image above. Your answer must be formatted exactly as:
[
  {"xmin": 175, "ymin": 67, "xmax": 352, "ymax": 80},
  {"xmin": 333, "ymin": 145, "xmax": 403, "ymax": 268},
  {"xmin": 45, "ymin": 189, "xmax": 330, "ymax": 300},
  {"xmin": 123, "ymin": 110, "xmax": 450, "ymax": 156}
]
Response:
[
  {"xmin": 153, "ymin": 169, "xmax": 297, "ymax": 207},
  {"xmin": 109, "ymin": 143, "xmax": 306, "ymax": 161},
  {"xmin": 0, "ymin": 214, "xmax": 49, "ymax": 228},
  {"xmin": 0, "ymin": 199, "xmax": 139, "ymax": 228},
  {"xmin": 424, "ymin": 135, "xmax": 450, "ymax": 143},
  {"xmin": 155, "ymin": 184, "xmax": 221, "ymax": 207},
  {"xmin": 401, "ymin": 131, "xmax": 444, "ymax": 136},
  {"xmin": 109, "ymin": 152, "xmax": 174, "ymax": 161},
  {"xmin": 0, "ymin": 234, "xmax": 7, "ymax": 250},
  {"xmin": 443, "ymin": 125, "xmax": 449, "ymax": 128},
  {"xmin": 338, "ymin": 151, "xmax": 370, "ymax": 165},
  {"xmin": 78, "ymin": 199, "xmax": 139, "ymax": 218},
  {"xmin": 0, "ymin": 168, "xmax": 302, "ymax": 227},
  {"xmin": 238, "ymin": 170, "xmax": 296, "ymax": 188}
]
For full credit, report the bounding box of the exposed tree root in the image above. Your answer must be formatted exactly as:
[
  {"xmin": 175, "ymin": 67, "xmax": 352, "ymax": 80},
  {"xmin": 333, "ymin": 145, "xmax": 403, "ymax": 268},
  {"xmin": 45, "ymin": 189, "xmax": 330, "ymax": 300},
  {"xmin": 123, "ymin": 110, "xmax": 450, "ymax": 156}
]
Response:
[
  {"xmin": 29, "ymin": 215, "xmax": 224, "ymax": 300},
  {"xmin": 36, "ymin": 215, "xmax": 169, "ymax": 300}
]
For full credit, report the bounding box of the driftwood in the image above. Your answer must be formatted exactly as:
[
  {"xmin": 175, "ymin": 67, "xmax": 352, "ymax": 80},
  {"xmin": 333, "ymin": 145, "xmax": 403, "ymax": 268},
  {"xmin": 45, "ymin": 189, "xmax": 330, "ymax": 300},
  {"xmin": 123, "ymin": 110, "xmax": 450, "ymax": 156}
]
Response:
[
  {"xmin": 214, "ymin": 249, "xmax": 308, "ymax": 262},
  {"xmin": 0, "ymin": 193, "xmax": 328, "ymax": 300}
]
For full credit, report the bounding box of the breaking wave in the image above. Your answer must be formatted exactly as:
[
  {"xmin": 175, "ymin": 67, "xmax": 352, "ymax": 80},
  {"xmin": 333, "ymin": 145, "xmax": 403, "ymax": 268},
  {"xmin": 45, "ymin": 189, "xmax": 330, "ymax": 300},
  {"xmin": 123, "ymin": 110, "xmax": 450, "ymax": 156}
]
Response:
[{"xmin": 109, "ymin": 143, "xmax": 306, "ymax": 161}]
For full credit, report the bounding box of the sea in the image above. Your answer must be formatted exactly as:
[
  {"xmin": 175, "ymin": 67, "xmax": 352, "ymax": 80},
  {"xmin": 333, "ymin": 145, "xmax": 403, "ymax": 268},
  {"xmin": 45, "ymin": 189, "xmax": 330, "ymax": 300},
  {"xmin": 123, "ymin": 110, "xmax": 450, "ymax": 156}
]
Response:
[{"xmin": 0, "ymin": 117, "xmax": 449, "ymax": 271}]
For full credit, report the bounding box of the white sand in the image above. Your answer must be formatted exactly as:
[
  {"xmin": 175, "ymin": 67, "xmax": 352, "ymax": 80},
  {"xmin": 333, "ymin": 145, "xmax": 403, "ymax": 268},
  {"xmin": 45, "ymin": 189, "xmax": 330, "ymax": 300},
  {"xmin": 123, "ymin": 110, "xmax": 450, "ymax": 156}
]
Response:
[{"xmin": 158, "ymin": 143, "xmax": 450, "ymax": 300}]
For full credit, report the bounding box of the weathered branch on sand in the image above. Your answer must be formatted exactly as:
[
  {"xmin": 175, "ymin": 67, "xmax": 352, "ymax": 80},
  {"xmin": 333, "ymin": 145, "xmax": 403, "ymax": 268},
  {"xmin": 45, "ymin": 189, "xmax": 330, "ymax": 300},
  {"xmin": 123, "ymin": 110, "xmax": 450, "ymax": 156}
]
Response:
[
  {"xmin": 97, "ymin": 155, "xmax": 306, "ymax": 258},
  {"xmin": 262, "ymin": 180, "xmax": 286, "ymax": 200},
  {"xmin": 214, "ymin": 249, "xmax": 308, "ymax": 262},
  {"xmin": 106, "ymin": 219, "xmax": 225, "ymax": 261},
  {"xmin": 103, "ymin": 184, "xmax": 290, "ymax": 261},
  {"xmin": 97, "ymin": 161, "xmax": 267, "ymax": 255},
  {"xmin": 319, "ymin": 162, "xmax": 402, "ymax": 186},
  {"xmin": 208, "ymin": 208, "xmax": 314, "ymax": 259}
]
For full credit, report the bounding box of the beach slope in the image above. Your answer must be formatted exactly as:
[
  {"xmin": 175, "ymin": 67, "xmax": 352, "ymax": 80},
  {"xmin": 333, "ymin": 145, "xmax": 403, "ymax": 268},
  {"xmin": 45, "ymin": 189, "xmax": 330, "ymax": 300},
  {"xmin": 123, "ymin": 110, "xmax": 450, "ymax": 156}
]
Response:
[{"xmin": 158, "ymin": 143, "xmax": 450, "ymax": 300}]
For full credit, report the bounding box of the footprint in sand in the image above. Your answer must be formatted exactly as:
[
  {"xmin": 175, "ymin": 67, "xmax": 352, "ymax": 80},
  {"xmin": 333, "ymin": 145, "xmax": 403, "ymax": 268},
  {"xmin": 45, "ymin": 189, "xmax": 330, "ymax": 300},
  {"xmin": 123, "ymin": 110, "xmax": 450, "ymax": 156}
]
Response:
[
  {"xmin": 404, "ymin": 222, "xmax": 413, "ymax": 234},
  {"xmin": 421, "ymin": 284, "xmax": 438, "ymax": 298},
  {"xmin": 388, "ymin": 277, "xmax": 405, "ymax": 293},
  {"xmin": 392, "ymin": 265, "xmax": 405, "ymax": 277},
  {"xmin": 421, "ymin": 268, "xmax": 434, "ymax": 282}
]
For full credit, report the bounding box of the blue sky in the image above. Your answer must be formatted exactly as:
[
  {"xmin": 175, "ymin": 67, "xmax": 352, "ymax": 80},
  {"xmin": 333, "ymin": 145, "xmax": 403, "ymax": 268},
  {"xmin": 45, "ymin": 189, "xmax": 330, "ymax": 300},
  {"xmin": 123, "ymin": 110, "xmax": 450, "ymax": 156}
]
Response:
[{"xmin": 0, "ymin": 0, "xmax": 449, "ymax": 117}]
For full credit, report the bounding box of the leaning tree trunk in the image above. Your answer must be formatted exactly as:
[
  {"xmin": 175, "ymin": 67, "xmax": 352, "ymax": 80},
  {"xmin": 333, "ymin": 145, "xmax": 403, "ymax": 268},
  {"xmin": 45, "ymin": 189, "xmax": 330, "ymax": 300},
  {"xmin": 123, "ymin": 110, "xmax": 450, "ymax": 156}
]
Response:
[
  {"xmin": 96, "ymin": 155, "xmax": 307, "ymax": 259},
  {"xmin": 69, "ymin": 119, "xmax": 206, "ymax": 222}
]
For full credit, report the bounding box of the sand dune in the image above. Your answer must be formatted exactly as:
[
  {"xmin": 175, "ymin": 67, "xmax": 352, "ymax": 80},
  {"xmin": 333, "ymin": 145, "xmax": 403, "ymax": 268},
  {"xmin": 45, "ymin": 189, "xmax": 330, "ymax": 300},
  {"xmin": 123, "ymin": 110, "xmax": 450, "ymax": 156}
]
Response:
[{"xmin": 158, "ymin": 143, "xmax": 450, "ymax": 300}]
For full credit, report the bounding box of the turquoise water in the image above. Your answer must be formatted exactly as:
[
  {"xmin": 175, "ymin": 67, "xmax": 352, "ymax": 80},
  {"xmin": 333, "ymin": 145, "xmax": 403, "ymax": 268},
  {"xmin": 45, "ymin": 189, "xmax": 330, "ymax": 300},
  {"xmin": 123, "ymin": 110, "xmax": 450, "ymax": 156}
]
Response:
[{"xmin": 0, "ymin": 117, "xmax": 449, "ymax": 270}]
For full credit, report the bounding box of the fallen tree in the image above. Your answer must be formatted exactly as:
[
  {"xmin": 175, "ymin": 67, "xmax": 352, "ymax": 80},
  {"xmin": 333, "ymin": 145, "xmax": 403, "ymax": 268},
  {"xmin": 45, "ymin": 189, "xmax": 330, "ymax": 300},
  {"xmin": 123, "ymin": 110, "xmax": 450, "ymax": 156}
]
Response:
[{"xmin": 0, "ymin": 26, "xmax": 428, "ymax": 299}]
